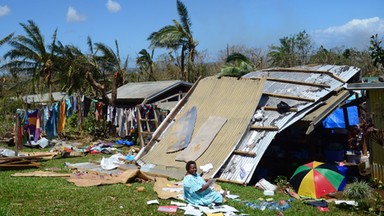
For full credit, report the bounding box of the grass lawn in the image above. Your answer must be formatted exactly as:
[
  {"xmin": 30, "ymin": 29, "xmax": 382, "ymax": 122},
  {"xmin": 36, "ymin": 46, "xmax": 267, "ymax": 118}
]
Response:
[{"xmin": 0, "ymin": 144, "xmax": 371, "ymax": 216}]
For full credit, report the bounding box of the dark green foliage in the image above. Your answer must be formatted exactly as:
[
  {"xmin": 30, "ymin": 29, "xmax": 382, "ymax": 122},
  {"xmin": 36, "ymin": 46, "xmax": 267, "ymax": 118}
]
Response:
[
  {"xmin": 369, "ymin": 34, "xmax": 384, "ymax": 69},
  {"xmin": 218, "ymin": 52, "xmax": 255, "ymax": 77}
]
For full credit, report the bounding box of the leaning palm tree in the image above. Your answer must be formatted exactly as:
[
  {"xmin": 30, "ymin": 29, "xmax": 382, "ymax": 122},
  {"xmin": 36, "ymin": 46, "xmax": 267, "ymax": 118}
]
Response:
[
  {"xmin": 94, "ymin": 40, "xmax": 129, "ymax": 106},
  {"xmin": 55, "ymin": 42, "xmax": 90, "ymax": 95},
  {"xmin": 2, "ymin": 20, "xmax": 58, "ymax": 104},
  {"xmin": 147, "ymin": 0, "xmax": 197, "ymax": 82},
  {"xmin": 136, "ymin": 48, "xmax": 156, "ymax": 81},
  {"xmin": 218, "ymin": 53, "xmax": 255, "ymax": 78}
]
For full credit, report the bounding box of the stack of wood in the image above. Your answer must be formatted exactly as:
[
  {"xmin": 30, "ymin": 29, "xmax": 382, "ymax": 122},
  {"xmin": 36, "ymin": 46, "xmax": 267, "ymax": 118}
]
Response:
[{"xmin": 0, "ymin": 152, "xmax": 58, "ymax": 169}]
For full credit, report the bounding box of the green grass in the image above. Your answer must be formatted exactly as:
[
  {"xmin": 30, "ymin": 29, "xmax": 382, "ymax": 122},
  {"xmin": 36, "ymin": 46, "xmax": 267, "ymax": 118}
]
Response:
[{"xmin": 0, "ymin": 145, "xmax": 372, "ymax": 216}]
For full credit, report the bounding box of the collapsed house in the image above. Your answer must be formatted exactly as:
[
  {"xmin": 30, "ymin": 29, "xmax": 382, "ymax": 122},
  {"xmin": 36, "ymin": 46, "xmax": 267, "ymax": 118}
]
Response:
[
  {"xmin": 135, "ymin": 65, "xmax": 361, "ymax": 184},
  {"xmin": 109, "ymin": 80, "xmax": 192, "ymax": 146},
  {"xmin": 111, "ymin": 80, "xmax": 192, "ymax": 108}
]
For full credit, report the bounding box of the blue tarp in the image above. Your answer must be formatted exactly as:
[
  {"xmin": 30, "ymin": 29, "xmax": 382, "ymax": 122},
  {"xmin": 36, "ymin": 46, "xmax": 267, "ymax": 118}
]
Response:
[{"xmin": 322, "ymin": 106, "xmax": 359, "ymax": 128}]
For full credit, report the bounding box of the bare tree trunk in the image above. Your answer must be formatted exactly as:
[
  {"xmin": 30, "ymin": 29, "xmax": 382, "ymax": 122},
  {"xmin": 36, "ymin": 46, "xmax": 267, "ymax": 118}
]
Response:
[
  {"xmin": 85, "ymin": 71, "xmax": 111, "ymax": 106},
  {"xmin": 180, "ymin": 46, "xmax": 186, "ymax": 81}
]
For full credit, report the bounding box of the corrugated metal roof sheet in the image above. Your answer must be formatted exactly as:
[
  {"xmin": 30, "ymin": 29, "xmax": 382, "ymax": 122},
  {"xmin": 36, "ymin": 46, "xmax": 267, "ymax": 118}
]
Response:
[
  {"xmin": 20, "ymin": 92, "xmax": 67, "ymax": 104},
  {"xmin": 138, "ymin": 76, "xmax": 265, "ymax": 179},
  {"xmin": 110, "ymin": 80, "xmax": 192, "ymax": 100},
  {"xmin": 347, "ymin": 82, "xmax": 384, "ymax": 90}
]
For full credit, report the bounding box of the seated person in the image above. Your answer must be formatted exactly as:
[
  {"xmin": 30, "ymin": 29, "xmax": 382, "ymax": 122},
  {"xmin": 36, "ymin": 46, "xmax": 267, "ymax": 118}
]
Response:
[{"xmin": 183, "ymin": 160, "xmax": 226, "ymax": 206}]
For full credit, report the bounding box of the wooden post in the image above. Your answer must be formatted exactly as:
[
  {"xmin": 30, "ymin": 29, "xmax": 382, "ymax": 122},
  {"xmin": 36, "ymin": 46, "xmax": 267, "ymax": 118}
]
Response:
[
  {"xmin": 15, "ymin": 112, "xmax": 21, "ymax": 156},
  {"xmin": 78, "ymin": 94, "xmax": 83, "ymax": 132}
]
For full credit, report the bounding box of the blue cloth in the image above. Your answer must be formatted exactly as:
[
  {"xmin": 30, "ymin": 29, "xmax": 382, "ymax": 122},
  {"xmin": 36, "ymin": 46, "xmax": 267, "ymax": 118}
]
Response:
[
  {"xmin": 183, "ymin": 174, "xmax": 223, "ymax": 206},
  {"xmin": 125, "ymin": 155, "xmax": 135, "ymax": 161},
  {"xmin": 115, "ymin": 140, "xmax": 134, "ymax": 146},
  {"xmin": 46, "ymin": 103, "xmax": 58, "ymax": 138}
]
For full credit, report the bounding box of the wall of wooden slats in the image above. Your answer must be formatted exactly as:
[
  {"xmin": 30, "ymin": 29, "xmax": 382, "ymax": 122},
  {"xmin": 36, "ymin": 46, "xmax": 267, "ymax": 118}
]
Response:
[{"xmin": 369, "ymin": 89, "xmax": 384, "ymax": 181}]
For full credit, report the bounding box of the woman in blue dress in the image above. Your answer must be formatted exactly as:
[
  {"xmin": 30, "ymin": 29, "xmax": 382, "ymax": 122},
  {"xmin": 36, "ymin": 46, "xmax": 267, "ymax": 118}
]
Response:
[{"xmin": 183, "ymin": 161, "xmax": 226, "ymax": 206}]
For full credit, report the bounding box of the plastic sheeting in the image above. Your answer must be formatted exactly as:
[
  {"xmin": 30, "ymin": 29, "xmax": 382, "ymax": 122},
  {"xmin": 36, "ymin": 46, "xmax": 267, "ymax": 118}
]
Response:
[{"xmin": 322, "ymin": 106, "xmax": 359, "ymax": 128}]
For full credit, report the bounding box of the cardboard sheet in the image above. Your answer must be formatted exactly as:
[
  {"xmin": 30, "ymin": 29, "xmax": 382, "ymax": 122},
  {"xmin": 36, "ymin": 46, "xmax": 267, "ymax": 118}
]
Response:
[{"xmin": 67, "ymin": 168, "xmax": 153, "ymax": 187}]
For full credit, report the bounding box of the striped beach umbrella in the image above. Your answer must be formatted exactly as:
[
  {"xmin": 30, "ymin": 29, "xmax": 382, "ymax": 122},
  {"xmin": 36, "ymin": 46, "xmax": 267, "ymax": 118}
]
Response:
[{"xmin": 290, "ymin": 161, "xmax": 345, "ymax": 199}]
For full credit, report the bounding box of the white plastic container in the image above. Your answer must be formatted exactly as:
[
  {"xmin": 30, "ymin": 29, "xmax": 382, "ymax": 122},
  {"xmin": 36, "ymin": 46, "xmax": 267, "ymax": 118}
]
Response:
[{"xmin": 263, "ymin": 190, "xmax": 274, "ymax": 196}]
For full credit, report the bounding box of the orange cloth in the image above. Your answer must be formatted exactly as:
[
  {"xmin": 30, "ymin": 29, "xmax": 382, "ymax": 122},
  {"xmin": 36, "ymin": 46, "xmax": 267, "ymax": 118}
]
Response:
[{"xmin": 58, "ymin": 101, "xmax": 66, "ymax": 134}]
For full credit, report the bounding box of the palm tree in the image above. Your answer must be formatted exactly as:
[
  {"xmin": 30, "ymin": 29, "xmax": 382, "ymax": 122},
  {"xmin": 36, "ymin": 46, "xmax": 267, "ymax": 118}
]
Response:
[
  {"xmin": 2, "ymin": 20, "xmax": 58, "ymax": 104},
  {"xmin": 136, "ymin": 49, "xmax": 156, "ymax": 81},
  {"xmin": 147, "ymin": 0, "xmax": 197, "ymax": 82},
  {"xmin": 218, "ymin": 53, "xmax": 255, "ymax": 78},
  {"xmin": 0, "ymin": 33, "xmax": 13, "ymax": 49},
  {"xmin": 0, "ymin": 34, "xmax": 14, "ymax": 97},
  {"xmin": 268, "ymin": 31, "xmax": 313, "ymax": 67},
  {"xmin": 268, "ymin": 36, "xmax": 295, "ymax": 67},
  {"xmin": 55, "ymin": 42, "xmax": 90, "ymax": 95},
  {"xmin": 94, "ymin": 40, "xmax": 129, "ymax": 106}
]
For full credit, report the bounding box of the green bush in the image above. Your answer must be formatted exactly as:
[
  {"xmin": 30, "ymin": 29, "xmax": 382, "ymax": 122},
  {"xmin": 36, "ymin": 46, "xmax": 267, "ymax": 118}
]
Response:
[
  {"xmin": 343, "ymin": 179, "xmax": 373, "ymax": 200},
  {"xmin": 0, "ymin": 97, "xmax": 25, "ymax": 137},
  {"xmin": 343, "ymin": 179, "xmax": 373, "ymax": 211}
]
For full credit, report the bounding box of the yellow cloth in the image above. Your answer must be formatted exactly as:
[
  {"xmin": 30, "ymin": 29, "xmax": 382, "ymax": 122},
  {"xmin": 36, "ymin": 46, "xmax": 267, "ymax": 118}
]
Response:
[{"xmin": 207, "ymin": 213, "xmax": 224, "ymax": 216}]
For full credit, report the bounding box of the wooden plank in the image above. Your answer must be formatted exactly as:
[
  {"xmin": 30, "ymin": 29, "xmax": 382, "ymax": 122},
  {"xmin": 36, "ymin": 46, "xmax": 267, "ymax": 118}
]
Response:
[
  {"xmin": 137, "ymin": 109, "xmax": 145, "ymax": 148},
  {"xmin": 11, "ymin": 171, "xmax": 71, "ymax": 177},
  {"xmin": 175, "ymin": 116, "xmax": 227, "ymax": 162},
  {"xmin": 15, "ymin": 112, "xmax": 21, "ymax": 156},
  {"xmin": 0, "ymin": 163, "xmax": 41, "ymax": 167},
  {"xmin": 250, "ymin": 125, "xmax": 279, "ymax": 131},
  {"xmin": 166, "ymin": 106, "xmax": 197, "ymax": 153},
  {"xmin": 6, "ymin": 159, "xmax": 39, "ymax": 164},
  {"xmin": 216, "ymin": 178, "xmax": 246, "ymax": 185},
  {"xmin": 262, "ymin": 106, "xmax": 298, "ymax": 112},
  {"xmin": 0, "ymin": 153, "xmax": 58, "ymax": 164},
  {"xmin": 266, "ymin": 77, "xmax": 330, "ymax": 88},
  {"xmin": 263, "ymin": 92, "xmax": 315, "ymax": 102},
  {"xmin": 233, "ymin": 150, "xmax": 256, "ymax": 157}
]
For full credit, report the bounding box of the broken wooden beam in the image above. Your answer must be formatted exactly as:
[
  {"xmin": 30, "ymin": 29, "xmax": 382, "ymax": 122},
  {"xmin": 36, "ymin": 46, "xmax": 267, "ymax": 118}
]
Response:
[
  {"xmin": 0, "ymin": 162, "xmax": 41, "ymax": 168},
  {"xmin": 266, "ymin": 77, "xmax": 330, "ymax": 88},
  {"xmin": 263, "ymin": 92, "xmax": 315, "ymax": 102},
  {"xmin": 263, "ymin": 106, "xmax": 298, "ymax": 112},
  {"xmin": 0, "ymin": 153, "xmax": 58, "ymax": 164},
  {"xmin": 216, "ymin": 178, "xmax": 246, "ymax": 185},
  {"xmin": 232, "ymin": 150, "xmax": 256, "ymax": 157}
]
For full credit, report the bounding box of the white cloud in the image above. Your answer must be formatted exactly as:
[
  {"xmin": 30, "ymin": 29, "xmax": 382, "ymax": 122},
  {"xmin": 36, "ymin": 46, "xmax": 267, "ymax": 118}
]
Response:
[
  {"xmin": 311, "ymin": 17, "xmax": 384, "ymax": 50},
  {"xmin": 106, "ymin": 0, "xmax": 121, "ymax": 13},
  {"xmin": 66, "ymin": 6, "xmax": 86, "ymax": 22},
  {"xmin": 0, "ymin": 5, "xmax": 10, "ymax": 16}
]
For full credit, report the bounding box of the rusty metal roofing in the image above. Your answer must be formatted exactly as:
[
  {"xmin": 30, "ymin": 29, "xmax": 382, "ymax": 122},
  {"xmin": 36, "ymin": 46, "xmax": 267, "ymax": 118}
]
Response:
[
  {"xmin": 137, "ymin": 76, "xmax": 265, "ymax": 179},
  {"xmin": 218, "ymin": 65, "xmax": 360, "ymax": 183},
  {"xmin": 110, "ymin": 80, "xmax": 191, "ymax": 101}
]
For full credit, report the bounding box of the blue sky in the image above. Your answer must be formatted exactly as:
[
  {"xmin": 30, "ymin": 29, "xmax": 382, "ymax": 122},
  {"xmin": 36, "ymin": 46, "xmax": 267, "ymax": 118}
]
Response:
[{"xmin": 1, "ymin": 0, "xmax": 384, "ymax": 64}]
